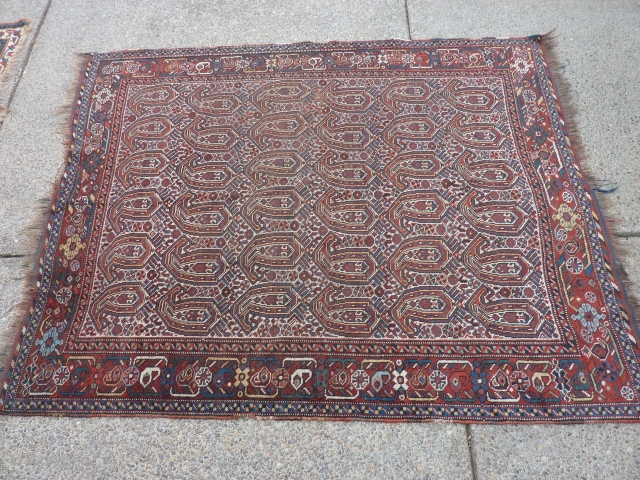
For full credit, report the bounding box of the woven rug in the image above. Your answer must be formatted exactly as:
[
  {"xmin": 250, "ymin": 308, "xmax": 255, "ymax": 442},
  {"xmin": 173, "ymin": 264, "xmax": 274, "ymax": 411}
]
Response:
[
  {"xmin": 2, "ymin": 37, "xmax": 639, "ymax": 422},
  {"xmin": 0, "ymin": 19, "xmax": 29, "ymax": 77},
  {"xmin": 0, "ymin": 20, "xmax": 30, "ymax": 119}
]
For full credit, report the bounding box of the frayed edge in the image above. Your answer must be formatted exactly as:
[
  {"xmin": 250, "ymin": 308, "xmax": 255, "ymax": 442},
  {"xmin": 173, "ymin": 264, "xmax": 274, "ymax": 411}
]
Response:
[
  {"xmin": 0, "ymin": 53, "xmax": 92, "ymax": 381},
  {"xmin": 0, "ymin": 198, "xmax": 54, "ymax": 379},
  {"xmin": 53, "ymin": 53, "xmax": 93, "ymax": 147},
  {"xmin": 535, "ymin": 31, "xmax": 640, "ymax": 344},
  {"xmin": 0, "ymin": 19, "xmax": 36, "ymax": 373}
]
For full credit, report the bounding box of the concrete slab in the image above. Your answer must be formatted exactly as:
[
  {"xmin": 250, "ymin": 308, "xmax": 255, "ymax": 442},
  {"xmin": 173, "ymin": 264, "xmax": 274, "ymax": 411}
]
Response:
[
  {"xmin": 470, "ymin": 423, "xmax": 640, "ymax": 480},
  {"xmin": 0, "ymin": 257, "xmax": 24, "ymax": 318},
  {"xmin": 0, "ymin": 417, "xmax": 471, "ymax": 479},
  {"xmin": 0, "ymin": 0, "xmax": 50, "ymax": 107},
  {"xmin": 0, "ymin": 1, "xmax": 473, "ymax": 478},
  {"xmin": 0, "ymin": 256, "xmax": 25, "ymax": 377}
]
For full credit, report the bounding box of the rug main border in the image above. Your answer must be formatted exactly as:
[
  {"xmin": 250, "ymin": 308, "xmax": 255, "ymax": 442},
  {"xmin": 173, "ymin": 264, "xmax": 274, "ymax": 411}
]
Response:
[{"xmin": 2, "ymin": 35, "xmax": 639, "ymax": 422}]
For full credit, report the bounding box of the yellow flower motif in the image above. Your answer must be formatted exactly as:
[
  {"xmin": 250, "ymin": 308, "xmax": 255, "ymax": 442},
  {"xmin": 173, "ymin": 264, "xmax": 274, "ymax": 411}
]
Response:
[
  {"xmin": 59, "ymin": 234, "xmax": 86, "ymax": 260},
  {"xmin": 234, "ymin": 367, "xmax": 250, "ymax": 388},
  {"xmin": 553, "ymin": 203, "xmax": 581, "ymax": 232}
]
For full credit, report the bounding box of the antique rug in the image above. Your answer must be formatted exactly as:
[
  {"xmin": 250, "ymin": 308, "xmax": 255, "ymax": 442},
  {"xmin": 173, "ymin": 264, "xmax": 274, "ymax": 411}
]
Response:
[
  {"xmin": 0, "ymin": 20, "xmax": 30, "ymax": 111},
  {"xmin": 1, "ymin": 37, "xmax": 639, "ymax": 422}
]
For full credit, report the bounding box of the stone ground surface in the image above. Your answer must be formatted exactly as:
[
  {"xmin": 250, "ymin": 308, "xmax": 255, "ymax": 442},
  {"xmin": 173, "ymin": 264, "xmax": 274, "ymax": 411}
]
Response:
[{"xmin": 0, "ymin": 0, "xmax": 638, "ymax": 478}]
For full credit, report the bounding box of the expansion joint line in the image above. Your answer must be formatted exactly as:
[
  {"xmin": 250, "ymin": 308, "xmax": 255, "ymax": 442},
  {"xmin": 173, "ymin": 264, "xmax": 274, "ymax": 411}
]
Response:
[
  {"xmin": 465, "ymin": 424, "xmax": 479, "ymax": 480},
  {"xmin": 404, "ymin": 0, "xmax": 413, "ymax": 40}
]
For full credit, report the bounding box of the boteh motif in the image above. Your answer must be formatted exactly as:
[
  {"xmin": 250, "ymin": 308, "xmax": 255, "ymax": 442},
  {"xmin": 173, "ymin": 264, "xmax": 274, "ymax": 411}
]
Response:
[{"xmin": 2, "ymin": 38, "xmax": 639, "ymax": 422}]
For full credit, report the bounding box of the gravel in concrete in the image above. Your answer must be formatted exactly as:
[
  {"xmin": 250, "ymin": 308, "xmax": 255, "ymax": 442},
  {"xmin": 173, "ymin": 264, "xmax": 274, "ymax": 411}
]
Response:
[
  {"xmin": 0, "ymin": 256, "xmax": 26, "ymax": 377},
  {"xmin": 470, "ymin": 424, "xmax": 640, "ymax": 480},
  {"xmin": 0, "ymin": 417, "xmax": 471, "ymax": 479}
]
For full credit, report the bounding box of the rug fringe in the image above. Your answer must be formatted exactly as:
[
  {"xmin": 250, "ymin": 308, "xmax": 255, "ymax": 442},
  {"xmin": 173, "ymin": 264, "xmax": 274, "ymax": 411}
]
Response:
[
  {"xmin": 536, "ymin": 31, "xmax": 640, "ymax": 339},
  {"xmin": 0, "ymin": 53, "xmax": 92, "ymax": 380},
  {"xmin": 54, "ymin": 53, "xmax": 93, "ymax": 147}
]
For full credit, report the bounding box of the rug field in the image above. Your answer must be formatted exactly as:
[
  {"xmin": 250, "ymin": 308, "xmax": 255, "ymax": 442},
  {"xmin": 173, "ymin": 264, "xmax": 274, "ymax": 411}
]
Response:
[{"xmin": 1, "ymin": 37, "xmax": 639, "ymax": 422}]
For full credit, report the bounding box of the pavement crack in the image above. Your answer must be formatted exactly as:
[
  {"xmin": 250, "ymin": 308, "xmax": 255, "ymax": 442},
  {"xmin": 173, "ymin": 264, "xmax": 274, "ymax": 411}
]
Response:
[
  {"xmin": 465, "ymin": 424, "xmax": 479, "ymax": 480},
  {"xmin": 0, "ymin": 254, "xmax": 26, "ymax": 258},
  {"xmin": 404, "ymin": 0, "xmax": 413, "ymax": 40},
  {"xmin": 614, "ymin": 231, "xmax": 640, "ymax": 238}
]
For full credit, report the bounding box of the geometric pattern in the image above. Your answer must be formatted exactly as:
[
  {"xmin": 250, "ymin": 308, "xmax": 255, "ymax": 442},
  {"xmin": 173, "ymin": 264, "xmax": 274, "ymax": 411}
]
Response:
[{"xmin": 1, "ymin": 37, "xmax": 639, "ymax": 421}]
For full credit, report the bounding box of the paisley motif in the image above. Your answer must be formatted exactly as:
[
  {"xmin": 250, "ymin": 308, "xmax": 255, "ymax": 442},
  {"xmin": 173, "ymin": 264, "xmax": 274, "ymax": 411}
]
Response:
[{"xmin": 4, "ymin": 38, "xmax": 638, "ymax": 423}]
